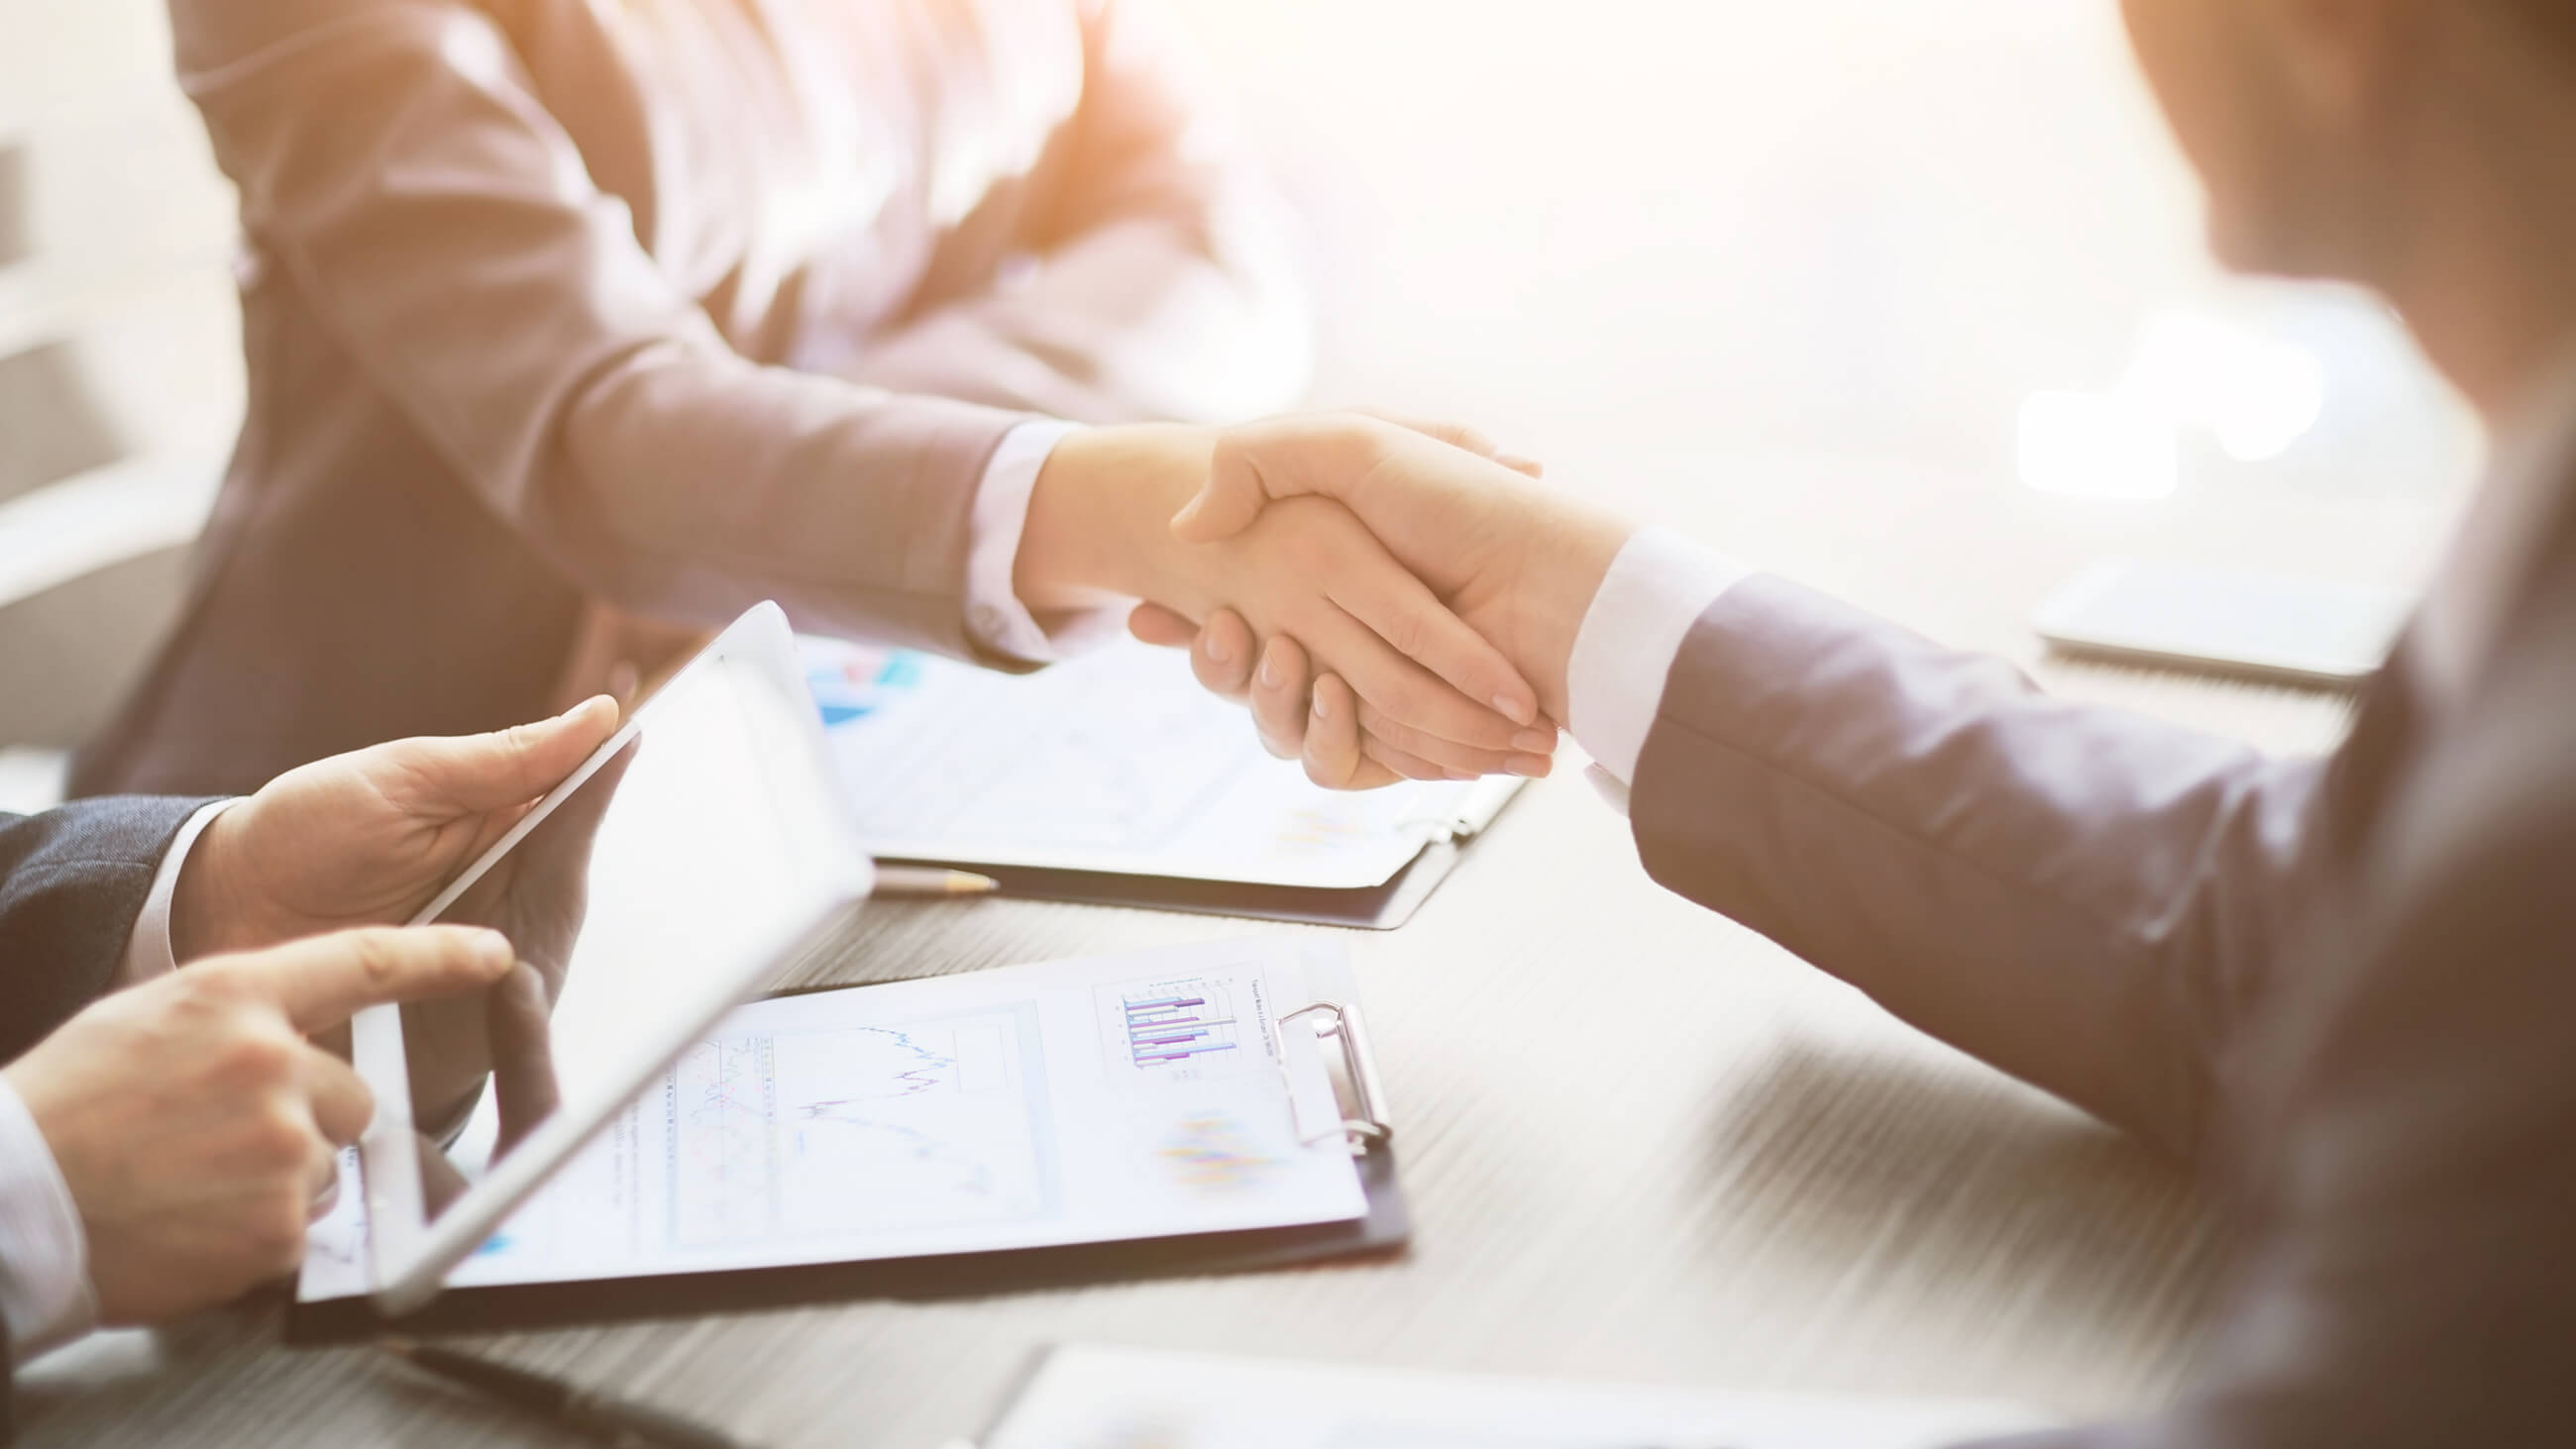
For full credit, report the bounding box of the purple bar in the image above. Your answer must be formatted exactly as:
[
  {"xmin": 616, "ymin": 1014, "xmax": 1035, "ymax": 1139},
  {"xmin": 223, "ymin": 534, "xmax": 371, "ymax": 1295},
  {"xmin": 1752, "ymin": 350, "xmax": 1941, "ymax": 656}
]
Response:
[{"xmin": 1127, "ymin": 996, "xmax": 1206, "ymax": 1012}]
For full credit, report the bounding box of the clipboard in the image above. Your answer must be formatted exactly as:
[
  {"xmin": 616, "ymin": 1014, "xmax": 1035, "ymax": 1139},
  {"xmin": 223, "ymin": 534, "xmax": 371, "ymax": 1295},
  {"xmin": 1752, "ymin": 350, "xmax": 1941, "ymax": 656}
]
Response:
[
  {"xmin": 883, "ymin": 777, "xmax": 1524, "ymax": 931},
  {"xmin": 283, "ymin": 954, "xmax": 1408, "ymax": 1344}
]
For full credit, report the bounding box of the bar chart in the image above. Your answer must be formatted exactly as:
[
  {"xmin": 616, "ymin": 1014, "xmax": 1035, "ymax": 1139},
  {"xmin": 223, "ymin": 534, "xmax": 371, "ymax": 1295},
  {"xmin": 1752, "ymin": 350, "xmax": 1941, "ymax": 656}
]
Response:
[{"xmin": 1121, "ymin": 981, "xmax": 1239, "ymax": 1069}]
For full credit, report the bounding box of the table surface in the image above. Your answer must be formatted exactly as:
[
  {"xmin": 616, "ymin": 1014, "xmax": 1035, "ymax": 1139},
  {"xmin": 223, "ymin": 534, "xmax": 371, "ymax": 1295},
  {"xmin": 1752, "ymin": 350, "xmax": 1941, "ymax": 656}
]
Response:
[{"xmin": 16, "ymin": 450, "xmax": 2454, "ymax": 1448}]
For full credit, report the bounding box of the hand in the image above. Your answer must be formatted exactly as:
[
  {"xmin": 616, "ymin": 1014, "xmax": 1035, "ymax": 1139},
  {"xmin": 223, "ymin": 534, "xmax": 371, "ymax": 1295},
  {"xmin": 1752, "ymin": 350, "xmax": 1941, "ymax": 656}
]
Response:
[
  {"xmin": 1136, "ymin": 414, "xmax": 1635, "ymax": 786},
  {"xmin": 1013, "ymin": 416, "xmax": 1563, "ymax": 778},
  {"xmin": 1, "ymin": 925, "xmax": 516, "ymax": 1325},
  {"xmin": 171, "ymin": 697, "xmax": 623, "ymax": 962}
]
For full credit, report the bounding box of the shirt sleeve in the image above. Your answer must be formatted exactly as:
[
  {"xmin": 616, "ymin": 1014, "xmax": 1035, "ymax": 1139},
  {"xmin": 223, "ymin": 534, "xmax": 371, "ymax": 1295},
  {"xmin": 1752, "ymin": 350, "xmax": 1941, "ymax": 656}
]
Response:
[
  {"xmin": 113, "ymin": 800, "xmax": 238, "ymax": 987},
  {"xmin": 1565, "ymin": 526, "xmax": 1755, "ymax": 788},
  {"xmin": 964, "ymin": 422, "xmax": 1134, "ymax": 664},
  {"xmin": 0, "ymin": 1080, "xmax": 92, "ymax": 1361}
]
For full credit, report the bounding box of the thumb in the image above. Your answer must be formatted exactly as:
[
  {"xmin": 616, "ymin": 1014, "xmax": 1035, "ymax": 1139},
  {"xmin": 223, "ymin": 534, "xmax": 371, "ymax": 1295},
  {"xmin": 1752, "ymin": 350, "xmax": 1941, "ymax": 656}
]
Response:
[
  {"xmin": 380, "ymin": 695, "xmax": 621, "ymax": 816},
  {"xmin": 1350, "ymin": 410, "xmax": 1541, "ymax": 476},
  {"xmin": 1170, "ymin": 413, "xmax": 1398, "ymax": 545}
]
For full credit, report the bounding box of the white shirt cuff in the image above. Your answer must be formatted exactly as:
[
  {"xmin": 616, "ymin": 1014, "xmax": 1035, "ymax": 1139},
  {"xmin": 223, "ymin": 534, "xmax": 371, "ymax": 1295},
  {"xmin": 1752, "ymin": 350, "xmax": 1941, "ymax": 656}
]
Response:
[
  {"xmin": 966, "ymin": 420, "xmax": 1131, "ymax": 664},
  {"xmin": 115, "ymin": 799, "xmax": 238, "ymax": 986},
  {"xmin": 1565, "ymin": 526, "xmax": 1754, "ymax": 789},
  {"xmin": 0, "ymin": 1078, "xmax": 95, "ymax": 1359}
]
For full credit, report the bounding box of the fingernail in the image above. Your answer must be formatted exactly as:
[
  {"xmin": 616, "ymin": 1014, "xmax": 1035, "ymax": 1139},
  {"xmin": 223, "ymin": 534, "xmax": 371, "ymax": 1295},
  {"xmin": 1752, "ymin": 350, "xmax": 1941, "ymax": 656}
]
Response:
[
  {"xmin": 474, "ymin": 929, "xmax": 513, "ymax": 964},
  {"xmin": 1261, "ymin": 655, "xmax": 1282, "ymax": 690},
  {"xmin": 1513, "ymin": 729, "xmax": 1557, "ymax": 754},
  {"xmin": 1448, "ymin": 769, "xmax": 1480, "ymax": 781},
  {"xmin": 1206, "ymin": 633, "xmax": 1233, "ymax": 666},
  {"xmin": 1493, "ymin": 693, "xmax": 1536, "ymax": 727},
  {"xmin": 1507, "ymin": 755, "xmax": 1553, "ymax": 778},
  {"xmin": 1312, "ymin": 689, "xmax": 1332, "ymax": 721}
]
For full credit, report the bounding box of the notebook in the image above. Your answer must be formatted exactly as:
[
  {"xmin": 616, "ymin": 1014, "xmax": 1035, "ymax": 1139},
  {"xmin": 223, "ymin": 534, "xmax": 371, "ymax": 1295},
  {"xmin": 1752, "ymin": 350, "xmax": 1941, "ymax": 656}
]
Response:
[{"xmin": 804, "ymin": 639, "xmax": 1524, "ymax": 929}]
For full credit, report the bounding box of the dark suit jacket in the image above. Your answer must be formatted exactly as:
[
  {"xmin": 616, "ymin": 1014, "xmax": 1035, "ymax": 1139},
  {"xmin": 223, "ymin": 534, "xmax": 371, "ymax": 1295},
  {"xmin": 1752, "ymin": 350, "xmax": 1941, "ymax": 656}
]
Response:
[
  {"xmin": 1, "ymin": 795, "xmax": 203, "ymax": 1440},
  {"xmin": 74, "ymin": 0, "xmax": 1305, "ymax": 798},
  {"xmin": 0, "ymin": 798, "xmax": 206, "ymax": 1063},
  {"xmin": 1632, "ymin": 483, "xmax": 2576, "ymax": 1440}
]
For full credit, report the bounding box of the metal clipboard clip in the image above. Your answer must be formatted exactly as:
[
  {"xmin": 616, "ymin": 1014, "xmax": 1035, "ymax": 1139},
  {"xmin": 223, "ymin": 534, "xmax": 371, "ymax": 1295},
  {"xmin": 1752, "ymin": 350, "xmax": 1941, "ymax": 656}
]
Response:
[{"xmin": 1272, "ymin": 1000, "xmax": 1392, "ymax": 1155}]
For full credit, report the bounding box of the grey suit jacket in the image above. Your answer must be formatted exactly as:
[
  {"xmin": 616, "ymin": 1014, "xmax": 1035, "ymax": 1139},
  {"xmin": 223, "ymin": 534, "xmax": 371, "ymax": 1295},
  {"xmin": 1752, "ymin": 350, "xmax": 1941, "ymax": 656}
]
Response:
[
  {"xmin": 0, "ymin": 797, "xmax": 206, "ymax": 1064},
  {"xmin": 1634, "ymin": 489, "xmax": 2576, "ymax": 1441},
  {"xmin": 0, "ymin": 796, "xmax": 204, "ymax": 1443},
  {"xmin": 75, "ymin": 0, "xmax": 1303, "ymax": 798}
]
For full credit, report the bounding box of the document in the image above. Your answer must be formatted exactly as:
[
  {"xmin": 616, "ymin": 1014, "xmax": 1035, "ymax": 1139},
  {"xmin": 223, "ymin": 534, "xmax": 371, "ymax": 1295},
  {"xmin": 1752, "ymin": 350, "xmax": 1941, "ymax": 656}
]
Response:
[
  {"xmin": 804, "ymin": 638, "xmax": 1517, "ymax": 890},
  {"xmin": 980, "ymin": 1344, "xmax": 2058, "ymax": 1449},
  {"xmin": 298, "ymin": 938, "xmax": 1371, "ymax": 1302}
]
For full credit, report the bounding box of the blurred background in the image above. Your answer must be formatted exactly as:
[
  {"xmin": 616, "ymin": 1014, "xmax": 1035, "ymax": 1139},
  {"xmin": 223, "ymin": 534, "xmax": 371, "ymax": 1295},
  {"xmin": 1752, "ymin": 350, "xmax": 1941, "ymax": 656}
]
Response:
[{"xmin": 0, "ymin": 0, "xmax": 2480, "ymax": 806}]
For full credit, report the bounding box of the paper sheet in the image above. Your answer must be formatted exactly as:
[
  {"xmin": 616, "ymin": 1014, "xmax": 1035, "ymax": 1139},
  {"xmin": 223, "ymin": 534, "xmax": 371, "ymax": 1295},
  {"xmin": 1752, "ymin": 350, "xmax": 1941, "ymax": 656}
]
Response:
[
  {"xmin": 983, "ymin": 1344, "xmax": 2058, "ymax": 1449},
  {"xmin": 805, "ymin": 639, "xmax": 1506, "ymax": 890},
  {"xmin": 299, "ymin": 939, "xmax": 1369, "ymax": 1301}
]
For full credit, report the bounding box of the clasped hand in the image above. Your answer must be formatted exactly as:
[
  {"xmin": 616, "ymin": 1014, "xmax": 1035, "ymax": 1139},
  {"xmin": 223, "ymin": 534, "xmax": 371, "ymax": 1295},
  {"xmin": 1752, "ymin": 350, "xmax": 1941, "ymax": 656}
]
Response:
[{"xmin": 1105, "ymin": 413, "xmax": 1634, "ymax": 790}]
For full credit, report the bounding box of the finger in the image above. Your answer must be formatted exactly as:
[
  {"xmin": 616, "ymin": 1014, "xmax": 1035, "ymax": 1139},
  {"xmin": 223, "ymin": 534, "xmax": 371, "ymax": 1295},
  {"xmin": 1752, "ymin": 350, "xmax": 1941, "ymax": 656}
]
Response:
[
  {"xmin": 305, "ymin": 1135, "xmax": 343, "ymax": 1219},
  {"xmin": 1318, "ymin": 530, "xmax": 1540, "ymax": 727},
  {"xmin": 1302, "ymin": 674, "xmax": 1401, "ymax": 790},
  {"xmin": 414, "ymin": 1133, "xmax": 471, "ymax": 1217},
  {"xmin": 215, "ymin": 925, "xmax": 516, "ymax": 1036},
  {"xmin": 1353, "ymin": 699, "xmax": 1542, "ymax": 778},
  {"xmin": 487, "ymin": 964, "xmax": 562, "ymax": 1155},
  {"xmin": 1127, "ymin": 601, "xmax": 1199, "ymax": 649},
  {"xmin": 1250, "ymin": 634, "xmax": 1315, "ymax": 760},
  {"xmin": 379, "ymin": 695, "xmax": 622, "ymax": 816},
  {"xmin": 301, "ymin": 1048, "xmax": 376, "ymax": 1147},
  {"xmin": 1356, "ymin": 728, "xmax": 1455, "ymax": 782},
  {"xmin": 1300, "ymin": 604, "xmax": 1534, "ymax": 755},
  {"xmin": 1191, "ymin": 610, "xmax": 1258, "ymax": 702}
]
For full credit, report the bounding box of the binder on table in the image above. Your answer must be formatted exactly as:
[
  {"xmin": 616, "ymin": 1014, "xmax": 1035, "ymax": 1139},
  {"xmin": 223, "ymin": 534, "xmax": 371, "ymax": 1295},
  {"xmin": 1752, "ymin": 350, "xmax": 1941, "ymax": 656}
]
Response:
[
  {"xmin": 805, "ymin": 639, "xmax": 1527, "ymax": 930},
  {"xmin": 286, "ymin": 939, "xmax": 1407, "ymax": 1341}
]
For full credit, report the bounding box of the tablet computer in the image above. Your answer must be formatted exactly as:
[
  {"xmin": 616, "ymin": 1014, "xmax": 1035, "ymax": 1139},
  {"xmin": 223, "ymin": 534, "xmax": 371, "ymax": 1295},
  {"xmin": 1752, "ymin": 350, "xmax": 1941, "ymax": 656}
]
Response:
[{"xmin": 343, "ymin": 601, "xmax": 872, "ymax": 1316}]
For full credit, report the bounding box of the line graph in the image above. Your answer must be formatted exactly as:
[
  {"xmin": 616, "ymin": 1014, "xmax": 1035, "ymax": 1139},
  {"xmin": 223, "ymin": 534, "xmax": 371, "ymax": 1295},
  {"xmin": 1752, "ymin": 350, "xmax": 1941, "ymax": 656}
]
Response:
[{"xmin": 668, "ymin": 1011, "xmax": 1048, "ymax": 1248}]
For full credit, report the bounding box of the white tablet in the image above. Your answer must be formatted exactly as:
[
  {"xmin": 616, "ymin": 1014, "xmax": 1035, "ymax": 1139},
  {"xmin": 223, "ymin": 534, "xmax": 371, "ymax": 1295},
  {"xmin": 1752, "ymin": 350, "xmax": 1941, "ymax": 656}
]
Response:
[{"xmin": 347, "ymin": 601, "xmax": 872, "ymax": 1315}]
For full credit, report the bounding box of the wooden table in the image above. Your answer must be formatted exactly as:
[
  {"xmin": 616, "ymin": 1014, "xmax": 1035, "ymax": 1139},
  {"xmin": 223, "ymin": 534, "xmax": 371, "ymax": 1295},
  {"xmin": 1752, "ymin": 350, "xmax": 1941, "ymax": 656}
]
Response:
[{"xmin": 16, "ymin": 449, "xmax": 2441, "ymax": 1447}]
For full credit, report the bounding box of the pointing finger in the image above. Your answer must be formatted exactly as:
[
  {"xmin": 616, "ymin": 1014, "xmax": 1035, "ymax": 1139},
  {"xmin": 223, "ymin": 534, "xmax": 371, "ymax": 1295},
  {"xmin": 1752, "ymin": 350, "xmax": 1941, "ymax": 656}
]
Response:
[{"xmin": 211, "ymin": 926, "xmax": 516, "ymax": 1036}]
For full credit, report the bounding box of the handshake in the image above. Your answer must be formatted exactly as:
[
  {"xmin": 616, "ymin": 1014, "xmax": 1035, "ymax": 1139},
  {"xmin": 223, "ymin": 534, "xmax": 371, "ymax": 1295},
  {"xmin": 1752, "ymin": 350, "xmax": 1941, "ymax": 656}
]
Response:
[{"xmin": 1016, "ymin": 412, "xmax": 1639, "ymax": 790}]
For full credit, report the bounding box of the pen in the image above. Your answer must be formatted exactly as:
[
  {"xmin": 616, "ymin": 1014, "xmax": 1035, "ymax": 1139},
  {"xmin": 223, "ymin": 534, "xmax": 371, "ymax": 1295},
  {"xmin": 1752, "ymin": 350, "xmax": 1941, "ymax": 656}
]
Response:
[
  {"xmin": 873, "ymin": 866, "xmax": 1003, "ymax": 897},
  {"xmin": 382, "ymin": 1339, "xmax": 753, "ymax": 1449}
]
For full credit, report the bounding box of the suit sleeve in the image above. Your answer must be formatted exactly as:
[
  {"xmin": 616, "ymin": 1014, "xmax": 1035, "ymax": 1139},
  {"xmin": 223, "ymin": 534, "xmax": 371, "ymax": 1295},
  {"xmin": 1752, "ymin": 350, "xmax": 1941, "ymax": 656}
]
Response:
[
  {"xmin": 1971, "ymin": 656, "xmax": 2576, "ymax": 1448},
  {"xmin": 166, "ymin": 0, "xmax": 1034, "ymax": 652},
  {"xmin": 1629, "ymin": 573, "xmax": 2330, "ymax": 1159},
  {"xmin": 0, "ymin": 799, "xmax": 208, "ymax": 1063},
  {"xmin": 839, "ymin": 0, "xmax": 1313, "ymax": 425}
]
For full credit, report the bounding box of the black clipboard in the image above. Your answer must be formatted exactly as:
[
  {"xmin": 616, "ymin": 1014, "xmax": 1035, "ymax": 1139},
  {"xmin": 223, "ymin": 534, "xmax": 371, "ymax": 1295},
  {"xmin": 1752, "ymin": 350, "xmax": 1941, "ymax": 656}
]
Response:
[
  {"xmin": 884, "ymin": 777, "xmax": 1526, "ymax": 931},
  {"xmin": 283, "ymin": 968, "xmax": 1407, "ymax": 1344}
]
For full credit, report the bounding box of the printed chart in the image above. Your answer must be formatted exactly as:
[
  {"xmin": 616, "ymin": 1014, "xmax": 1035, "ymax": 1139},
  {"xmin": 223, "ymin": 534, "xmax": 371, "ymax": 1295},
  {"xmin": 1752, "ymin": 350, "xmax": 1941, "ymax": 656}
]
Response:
[
  {"xmin": 669, "ymin": 1010, "xmax": 1047, "ymax": 1247},
  {"xmin": 1097, "ymin": 973, "xmax": 1268, "ymax": 1089}
]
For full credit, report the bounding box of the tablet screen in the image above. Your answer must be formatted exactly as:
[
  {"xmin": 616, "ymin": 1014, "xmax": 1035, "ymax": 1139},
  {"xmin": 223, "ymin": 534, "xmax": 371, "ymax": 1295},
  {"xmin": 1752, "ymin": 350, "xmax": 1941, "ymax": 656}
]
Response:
[{"xmin": 391, "ymin": 645, "xmax": 864, "ymax": 1268}]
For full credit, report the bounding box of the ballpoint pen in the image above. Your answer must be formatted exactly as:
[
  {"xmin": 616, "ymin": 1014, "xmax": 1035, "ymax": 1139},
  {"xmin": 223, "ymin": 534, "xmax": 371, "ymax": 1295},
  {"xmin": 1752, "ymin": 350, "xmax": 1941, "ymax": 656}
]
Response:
[{"xmin": 382, "ymin": 1339, "xmax": 754, "ymax": 1449}]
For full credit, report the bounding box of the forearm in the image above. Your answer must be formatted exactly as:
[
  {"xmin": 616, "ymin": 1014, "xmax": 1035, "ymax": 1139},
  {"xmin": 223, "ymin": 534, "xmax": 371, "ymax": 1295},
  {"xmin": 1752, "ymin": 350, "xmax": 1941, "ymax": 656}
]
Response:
[{"xmin": 1627, "ymin": 573, "xmax": 2326, "ymax": 1157}]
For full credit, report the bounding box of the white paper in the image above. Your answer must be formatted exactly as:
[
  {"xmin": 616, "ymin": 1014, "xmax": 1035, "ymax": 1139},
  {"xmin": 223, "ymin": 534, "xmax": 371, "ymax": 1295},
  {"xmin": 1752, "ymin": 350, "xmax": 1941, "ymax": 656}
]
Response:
[
  {"xmin": 805, "ymin": 639, "xmax": 1506, "ymax": 890},
  {"xmin": 985, "ymin": 1344, "xmax": 2059, "ymax": 1449},
  {"xmin": 300, "ymin": 939, "xmax": 1370, "ymax": 1302}
]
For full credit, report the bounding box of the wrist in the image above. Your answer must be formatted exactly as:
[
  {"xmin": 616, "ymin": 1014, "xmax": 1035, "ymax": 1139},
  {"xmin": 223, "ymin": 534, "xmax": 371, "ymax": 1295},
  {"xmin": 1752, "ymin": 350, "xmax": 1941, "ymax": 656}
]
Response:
[
  {"xmin": 167, "ymin": 805, "xmax": 250, "ymax": 964},
  {"xmin": 1488, "ymin": 505, "xmax": 1635, "ymax": 725},
  {"xmin": 1014, "ymin": 424, "xmax": 1220, "ymax": 611}
]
